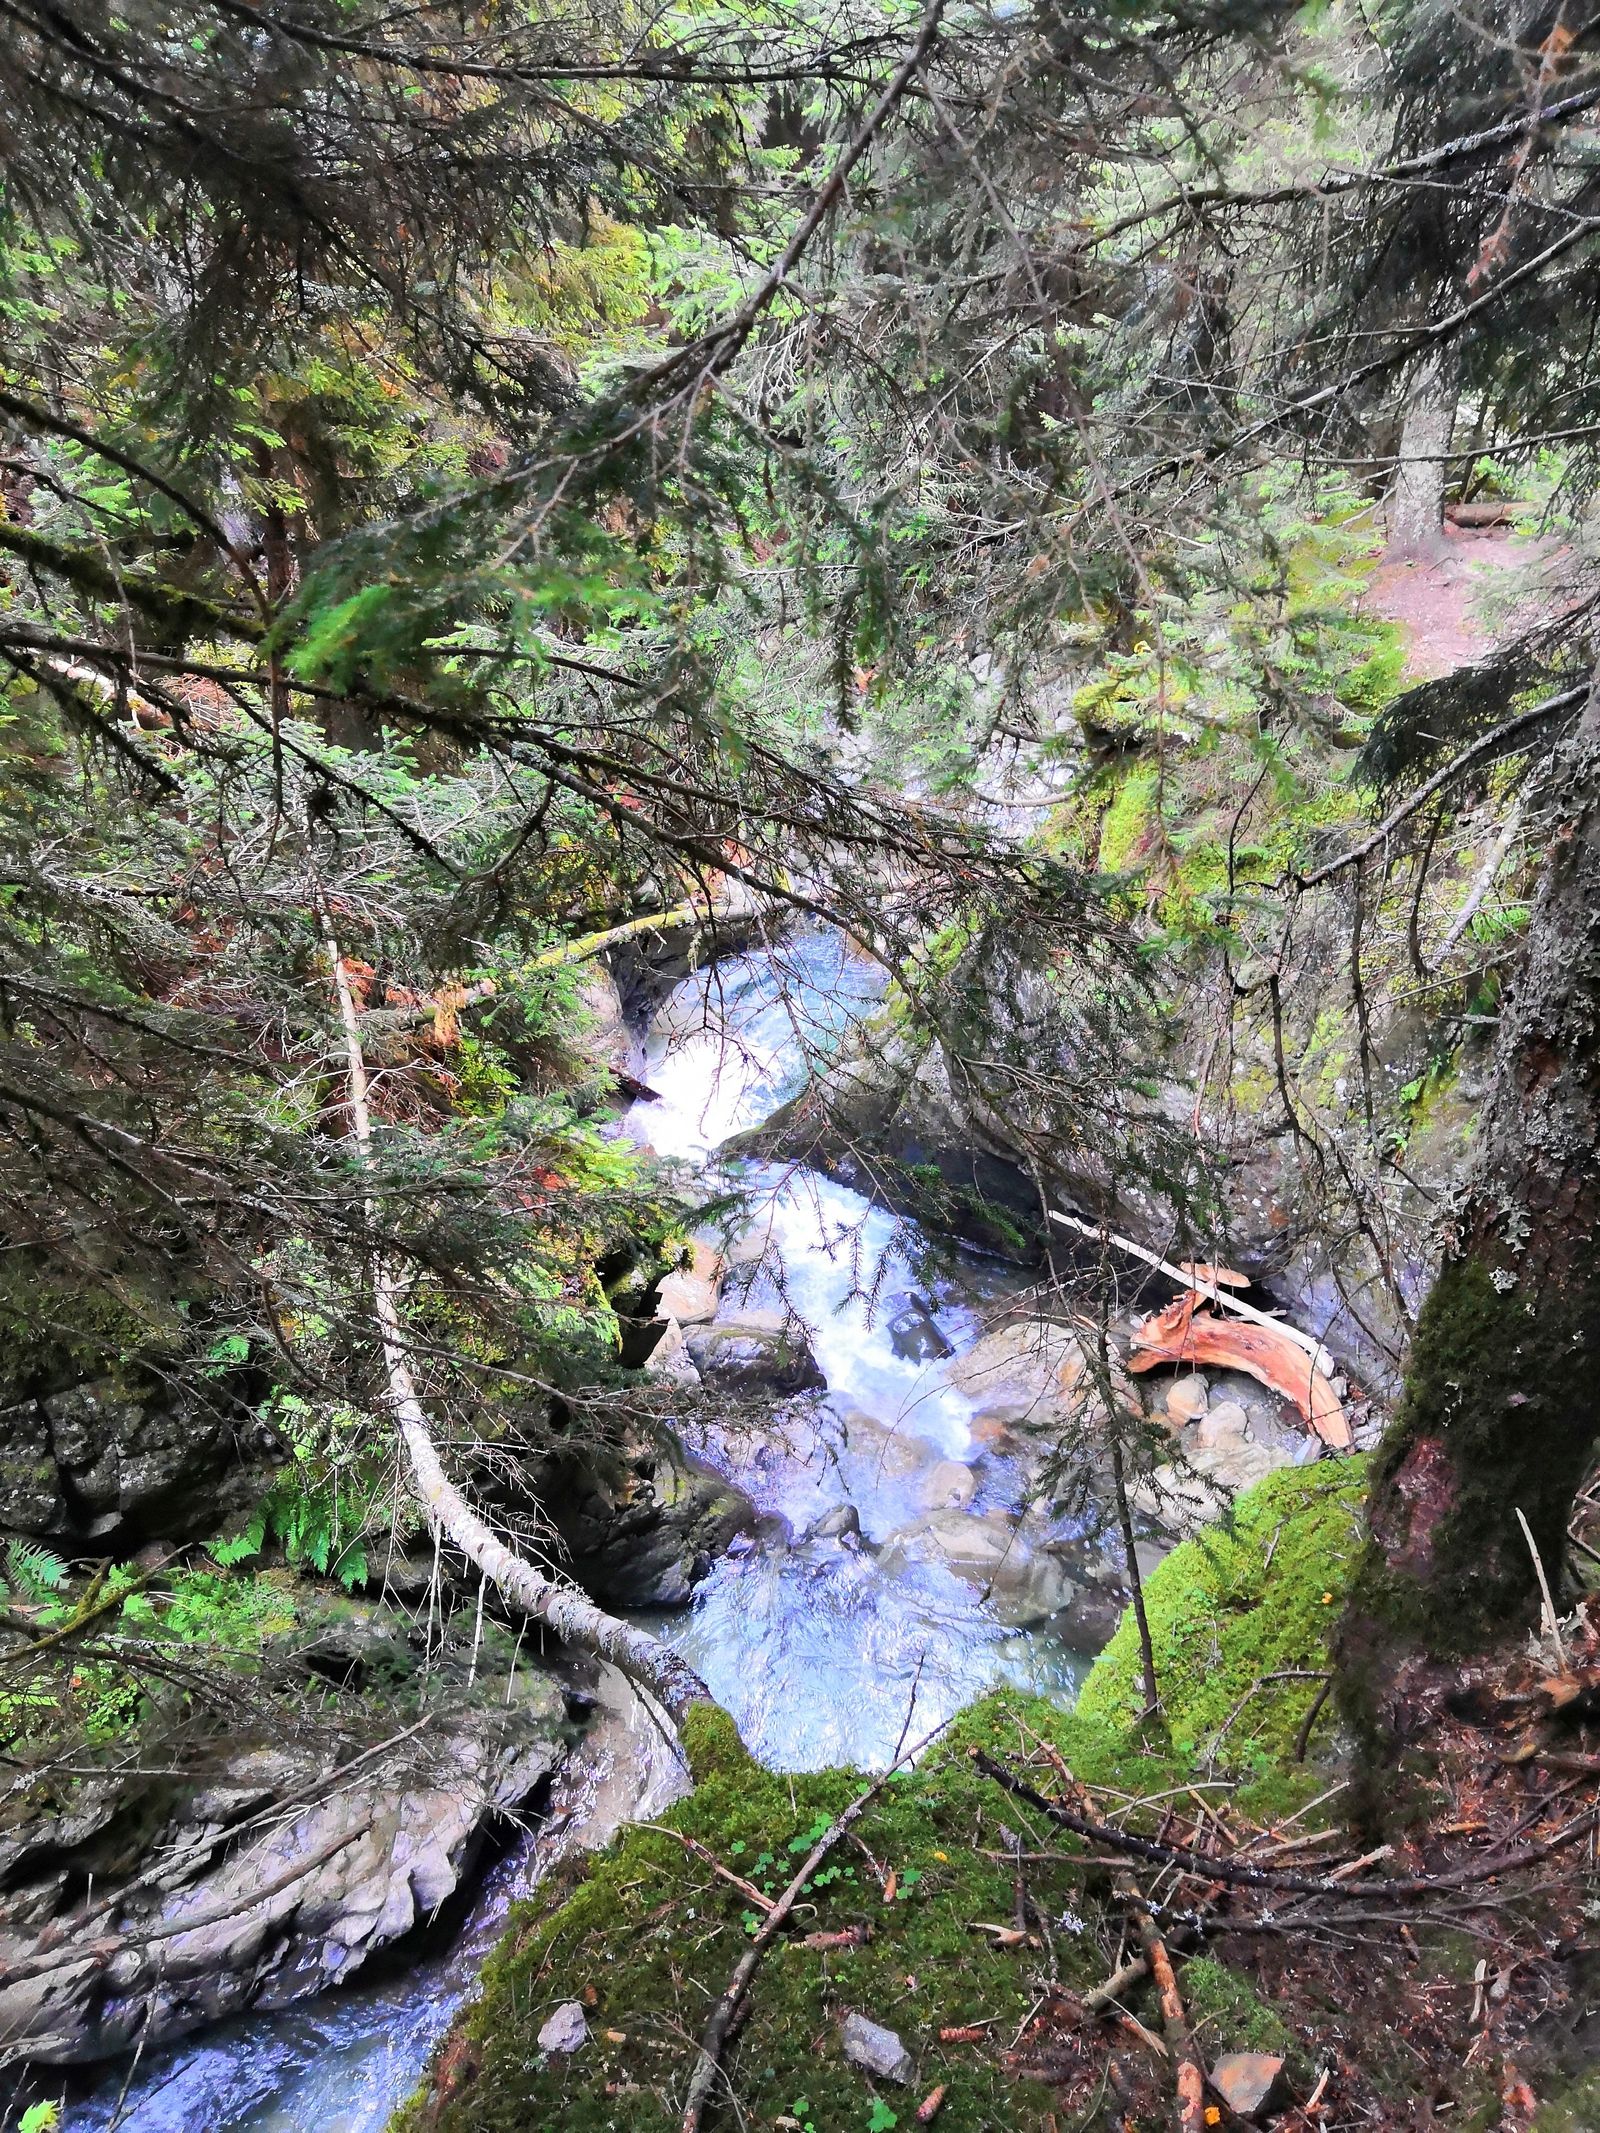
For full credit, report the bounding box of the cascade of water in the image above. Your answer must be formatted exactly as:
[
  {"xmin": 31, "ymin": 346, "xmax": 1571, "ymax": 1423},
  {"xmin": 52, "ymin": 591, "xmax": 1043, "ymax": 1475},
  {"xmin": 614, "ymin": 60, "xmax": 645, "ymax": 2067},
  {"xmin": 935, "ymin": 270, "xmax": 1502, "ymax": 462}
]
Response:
[{"xmin": 61, "ymin": 925, "xmax": 1092, "ymax": 2130}]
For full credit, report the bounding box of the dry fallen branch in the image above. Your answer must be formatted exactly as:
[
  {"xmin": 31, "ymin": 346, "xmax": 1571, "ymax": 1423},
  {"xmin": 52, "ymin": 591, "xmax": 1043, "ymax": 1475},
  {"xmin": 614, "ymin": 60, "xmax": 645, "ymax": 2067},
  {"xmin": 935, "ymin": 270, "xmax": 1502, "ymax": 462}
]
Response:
[
  {"xmin": 679, "ymin": 1724, "xmax": 948, "ymax": 2133},
  {"xmin": 973, "ymin": 1750, "xmax": 1600, "ymax": 1903}
]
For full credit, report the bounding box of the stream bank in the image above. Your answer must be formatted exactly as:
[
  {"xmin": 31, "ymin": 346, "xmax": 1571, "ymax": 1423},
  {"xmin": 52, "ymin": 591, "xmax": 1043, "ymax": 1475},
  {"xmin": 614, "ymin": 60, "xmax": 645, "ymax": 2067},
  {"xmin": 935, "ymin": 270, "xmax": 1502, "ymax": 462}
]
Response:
[{"xmin": 30, "ymin": 920, "xmax": 1345, "ymax": 2128}]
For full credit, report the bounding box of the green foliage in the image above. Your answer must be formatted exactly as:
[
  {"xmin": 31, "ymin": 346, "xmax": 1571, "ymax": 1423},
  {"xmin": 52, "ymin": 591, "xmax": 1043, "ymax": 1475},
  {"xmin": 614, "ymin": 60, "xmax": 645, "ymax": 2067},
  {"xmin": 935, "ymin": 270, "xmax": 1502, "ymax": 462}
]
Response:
[
  {"xmin": 1077, "ymin": 1460, "xmax": 1370, "ymax": 1765},
  {"xmin": 3, "ymin": 1538, "xmax": 69, "ymax": 1605},
  {"xmin": 120, "ymin": 1569, "xmax": 297, "ymax": 1650},
  {"xmin": 19, "ymin": 2102, "xmax": 62, "ymax": 2133}
]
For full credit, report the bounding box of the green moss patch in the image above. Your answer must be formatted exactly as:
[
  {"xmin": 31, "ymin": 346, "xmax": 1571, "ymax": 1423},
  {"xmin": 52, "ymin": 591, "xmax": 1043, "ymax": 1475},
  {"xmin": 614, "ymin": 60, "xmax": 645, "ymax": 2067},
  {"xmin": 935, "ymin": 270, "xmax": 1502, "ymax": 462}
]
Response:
[
  {"xmin": 1077, "ymin": 1459, "xmax": 1370, "ymax": 1767},
  {"xmin": 397, "ymin": 1694, "xmax": 1191, "ymax": 2133}
]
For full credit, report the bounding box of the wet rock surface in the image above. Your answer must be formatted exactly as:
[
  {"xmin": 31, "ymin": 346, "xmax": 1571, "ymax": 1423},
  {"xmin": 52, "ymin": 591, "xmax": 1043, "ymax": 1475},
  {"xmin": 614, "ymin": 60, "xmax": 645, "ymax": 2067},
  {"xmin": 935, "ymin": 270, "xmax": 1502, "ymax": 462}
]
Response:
[
  {"xmin": 685, "ymin": 1311, "xmax": 827, "ymax": 1394},
  {"xmin": 0, "ymin": 1376, "xmax": 283, "ymax": 1549},
  {"xmin": 537, "ymin": 1444, "xmax": 759, "ymax": 1608},
  {"xmin": 0, "ymin": 1609, "xmax": 573, "ymax": 2069}
]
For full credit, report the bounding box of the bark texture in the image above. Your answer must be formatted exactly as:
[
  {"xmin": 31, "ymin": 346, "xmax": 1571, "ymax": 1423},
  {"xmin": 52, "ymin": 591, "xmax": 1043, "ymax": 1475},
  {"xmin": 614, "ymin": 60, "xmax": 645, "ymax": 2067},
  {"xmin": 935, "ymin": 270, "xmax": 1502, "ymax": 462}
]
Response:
[
  {"xmin": 1341, "ymin": 683, "xmax": 1600, "ymax": 1747},
  {"xmin": 1387, "ymin": 349, "xmax": 1459, "ymax": 557}
]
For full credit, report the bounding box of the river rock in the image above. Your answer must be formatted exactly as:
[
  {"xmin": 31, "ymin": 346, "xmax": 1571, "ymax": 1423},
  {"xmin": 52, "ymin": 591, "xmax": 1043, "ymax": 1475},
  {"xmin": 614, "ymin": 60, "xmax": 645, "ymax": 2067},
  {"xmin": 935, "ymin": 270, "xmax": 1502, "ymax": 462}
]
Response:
[
  {"xmin": 835, "ymin": 1408, "xmax": 937, "ymax": 1486},
  {"xmin": 0, "ymin": 1624, "xmax": 570, "ymax": 2067},
  {"xmin": 880, "ymin": 1509, "xmax": 1078, "ymax": 1625},
  {"xmin": 888, "ymin": 1295, "xmax": 953, "ymax": 1362},
  {"xmin": 839, "ymin": 2010, "xmax": 914, "ymax": 2083},
  {"xmin": 920, "ymin": 1459, "xmax": 978, "ymax": 1511},
  {"xmin": 946, "ymin": 1319, "xmax": 1085, "ymax": 1430},
  {"xmin": 539, "ymin": 1447, "xmax": 758, "ymax": 1607},
  {"xmin": 685, "ymin": 1313, "xmax": 826, "ymax": 1395},
  {"xmin": 656, "ymin": 1241, "xmax": 722, "ymax": 1326},
  {"xmin": 1164, "ymin": 1373, "xmax": 1210, "ymax": 1425},
  {"xmin": 1130, "ymin": 1426, "xmax": 1298, "ymax": 1538},
  {"xmin": 809, "ymin": 1502, "xmax": 863, "ymax": 1544},
  {"xmin": 538, "ymin": 2001, "xmax": 589, "ymax": 2055},
  {"xmin": 574, "ymin": 964, "xmax": 634, "ymax": 1076},
  {"xmin": 1193, "ymin": 1398, "xmax": 1249, "ymax": 1448},
  {"xmin": 643, "ymin": 1315, "xmax": 702, "ymax": 1390}
]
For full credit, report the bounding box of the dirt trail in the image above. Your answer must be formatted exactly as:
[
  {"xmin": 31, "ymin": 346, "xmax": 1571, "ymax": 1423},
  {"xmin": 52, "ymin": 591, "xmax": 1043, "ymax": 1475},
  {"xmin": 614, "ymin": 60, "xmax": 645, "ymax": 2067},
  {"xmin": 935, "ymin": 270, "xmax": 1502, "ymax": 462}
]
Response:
[{"xmin": 1363, "ymin": 522, "xmax": 1558, "ymax": 680}]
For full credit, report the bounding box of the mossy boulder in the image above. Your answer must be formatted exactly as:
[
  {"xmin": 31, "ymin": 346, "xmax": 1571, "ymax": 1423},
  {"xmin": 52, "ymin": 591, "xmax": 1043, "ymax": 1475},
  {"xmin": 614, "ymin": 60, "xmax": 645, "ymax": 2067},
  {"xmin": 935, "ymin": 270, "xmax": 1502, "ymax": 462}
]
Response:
[
  {"xmin": 1078, "ymin": 1458, "xmax": 1369, "ymax": 1765},
  {"xmin": 395, "ymin": 1692, "xmax": 1195, "ymax": 2133}
]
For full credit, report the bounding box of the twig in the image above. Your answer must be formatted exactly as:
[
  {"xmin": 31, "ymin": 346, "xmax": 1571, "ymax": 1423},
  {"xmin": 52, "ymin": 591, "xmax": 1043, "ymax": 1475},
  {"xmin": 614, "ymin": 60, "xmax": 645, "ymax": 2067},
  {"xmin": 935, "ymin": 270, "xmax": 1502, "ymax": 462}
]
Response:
[
  {"xmin": 1516, "ymin": 1505, "xmax": 1568, "ymax": 1666},
  {"xmin": 973, "ymin": 1750, "xmax": 1600, "ymax": 1900},
  {"xmin": 1293, "ymin": 1677, "xmax": 1336, "ymax": 1764},
  {"xmin": 679, "ymin": 1720, "xmax": 951, "ymax": 2133},
  {"xmin": 1113, "ymin": 1871, "xmax": 1206, "ymax": 2131},
  {"xmin": 639, "ymin": 1824, "xmax": 776, "ymax": 1914}
]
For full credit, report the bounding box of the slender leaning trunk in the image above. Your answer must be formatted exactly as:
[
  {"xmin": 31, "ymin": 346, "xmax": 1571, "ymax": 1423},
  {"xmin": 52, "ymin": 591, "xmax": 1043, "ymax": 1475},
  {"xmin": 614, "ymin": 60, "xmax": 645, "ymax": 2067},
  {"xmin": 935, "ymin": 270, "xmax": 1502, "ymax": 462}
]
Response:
[
  {"xmin": 1339, "ymin": 681, "xmax": 1600, "ymax": 1753},
  {"xmin": 316, "ymin": 882, "xmax": 714, "ymax": 1725},
  {"xmin": 1387, "ymin": 348, "xmax": 1459, "ymax": 558}
]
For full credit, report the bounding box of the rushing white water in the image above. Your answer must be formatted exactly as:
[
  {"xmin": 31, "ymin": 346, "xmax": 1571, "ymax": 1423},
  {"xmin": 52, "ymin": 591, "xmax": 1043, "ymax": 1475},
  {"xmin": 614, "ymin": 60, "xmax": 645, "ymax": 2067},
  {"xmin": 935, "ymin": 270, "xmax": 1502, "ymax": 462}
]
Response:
[
  {"xmin": 59, "ymin": 924, "xmax": 1095, "ymax": 2128},
  {"xmin": 624, "ymin": 925, "xmax": 1092, "ymax": 1771}
]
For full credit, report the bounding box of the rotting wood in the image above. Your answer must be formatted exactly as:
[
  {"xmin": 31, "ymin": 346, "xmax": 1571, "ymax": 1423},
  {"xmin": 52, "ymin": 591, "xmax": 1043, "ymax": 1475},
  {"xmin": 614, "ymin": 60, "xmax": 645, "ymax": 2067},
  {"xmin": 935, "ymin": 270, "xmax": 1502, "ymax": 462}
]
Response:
[
  {"xmin": 1125, "ymin": 1289, "xmax": 1351, "ymax": 1450},
  {"xmin": 1116, "ymin": 1873, "xmax": 1207, "ymax": 2133},
  {"xmin": 1048, "ymin": 1210, "xmax": 1336, "ymax": 1368}
]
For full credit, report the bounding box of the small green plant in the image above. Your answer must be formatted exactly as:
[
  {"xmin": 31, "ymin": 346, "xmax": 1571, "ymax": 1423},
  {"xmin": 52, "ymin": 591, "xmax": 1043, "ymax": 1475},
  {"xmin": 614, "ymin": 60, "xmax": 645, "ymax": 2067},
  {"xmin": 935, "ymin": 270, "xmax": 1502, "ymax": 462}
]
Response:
[
  {"xmin": 865, "ymin": 2101, "xmax": 899, "ymax": 2131},
  {"xmin": 3, "ymin": 1538, "xmax": 68, "ymax": 1606},
  {"xmin": 20, "ymin": 2099, "xmax": 63, "ymax": 2133}
]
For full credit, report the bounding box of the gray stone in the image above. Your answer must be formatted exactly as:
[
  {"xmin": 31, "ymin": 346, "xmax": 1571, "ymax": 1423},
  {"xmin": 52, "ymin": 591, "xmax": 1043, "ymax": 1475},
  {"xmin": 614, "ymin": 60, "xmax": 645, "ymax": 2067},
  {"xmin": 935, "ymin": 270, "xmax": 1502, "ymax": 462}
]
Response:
[
  {"xmin": 0, "ymin": 1656, "xmax": 570, "ymax": 2067},
  {"xmin": 0, "ymin": 1376, "xmax": 283, "ymax": 1548},
  {"xmin": 809, "ymin": 1503, "xmax": 864, "ymax": 1544},
  {"xmin": 921, "ymin": 1459, "xmax": 978, "ymax": 1511},
  {"xmin": 538, "ymin": 2001, "xmax": 590, "ymax": 2055},
  {"xmin": 1193, "ymin": 1398, "xmax": 1249, "ymax": 1448},
  {"xmin": 1210, "ymin": 2051, "xmax": 1287, "ymax": 2119},
  {"xmin": 1164, "ymin": 1374, "xmax": 1210, "ymax": 1425},
  {"xmin": 880, "ymin": 1510, "xmax": 1078, "ymax": 1626},
  {"xmin": 838, "ymin": 2010, "xmax": 914, "ymax": 2083},
  {"xmin": 538, "ymin": 1446, "xmax": 758, "ymax": 1608},
  {"xmin": 685, "ymin": 1316, "xmax": 826, "ymax": 1395},
  {"xmin": 946, "ymin": 1319, "xmax": 1085, "ymax": 1429},
  {"xmin": 888, "ymin": 1297, "xmax": 953, "ymax": 1362},
  {"xmin": 642, "ymin": 1316, "xmax": 702, "ymax": 1390}
]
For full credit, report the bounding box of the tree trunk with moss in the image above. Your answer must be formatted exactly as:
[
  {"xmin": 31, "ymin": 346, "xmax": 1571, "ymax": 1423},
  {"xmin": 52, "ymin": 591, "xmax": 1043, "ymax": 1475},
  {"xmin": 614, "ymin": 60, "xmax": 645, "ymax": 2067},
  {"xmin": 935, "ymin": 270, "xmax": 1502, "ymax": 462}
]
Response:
[{"xmin": 1340, "ymin": 682, "xmax": 1600, "ymax": 1751}]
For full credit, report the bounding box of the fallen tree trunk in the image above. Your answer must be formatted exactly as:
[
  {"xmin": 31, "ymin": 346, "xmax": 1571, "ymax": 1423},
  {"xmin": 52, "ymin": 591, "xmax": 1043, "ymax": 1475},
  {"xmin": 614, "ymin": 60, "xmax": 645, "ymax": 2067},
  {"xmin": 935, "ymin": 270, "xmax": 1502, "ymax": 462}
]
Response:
[{"xmin": 319, "ymin": 892, "xmax": 715, "ymax": 1725}]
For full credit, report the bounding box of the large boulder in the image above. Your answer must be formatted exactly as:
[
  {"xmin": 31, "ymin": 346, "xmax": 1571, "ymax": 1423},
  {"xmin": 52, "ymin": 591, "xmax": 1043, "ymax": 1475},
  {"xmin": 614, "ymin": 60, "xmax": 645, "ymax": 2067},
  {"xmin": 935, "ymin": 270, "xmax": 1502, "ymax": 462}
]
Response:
[
  {"xmin": 537, "ymin": 1446, "xmax": 758, "ymax": 1608},
  {"xmin": 0, "ymin": 1376, "xmax": 283, "ymax": 1550},
  {"xmin": 684, "ymin": 1311, "xmax": 826, "ymax": 1396},
  {"xmin": 0, "ymin": 1615, "xmax": 570, "ymax": 2067},
  {"xmin": 947, "ymin": 1319, "xmax": 1086, "ymax": 1431},
  {"xmin": 655, "ymin": 1241, "xmax": 723, "ymax": 1327}
]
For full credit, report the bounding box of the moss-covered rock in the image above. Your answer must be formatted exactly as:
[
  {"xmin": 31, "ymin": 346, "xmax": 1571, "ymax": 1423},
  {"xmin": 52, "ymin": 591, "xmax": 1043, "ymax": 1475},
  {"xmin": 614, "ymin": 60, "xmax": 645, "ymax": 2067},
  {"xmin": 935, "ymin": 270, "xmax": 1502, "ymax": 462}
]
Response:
[
  {"xmin": 395, "ymin": 1693, "xmax": 1190, "ymax": 2133},
  {"xmin": 1077, "ymin": 1459, "xmax": 1369, "ymax": 1765}
]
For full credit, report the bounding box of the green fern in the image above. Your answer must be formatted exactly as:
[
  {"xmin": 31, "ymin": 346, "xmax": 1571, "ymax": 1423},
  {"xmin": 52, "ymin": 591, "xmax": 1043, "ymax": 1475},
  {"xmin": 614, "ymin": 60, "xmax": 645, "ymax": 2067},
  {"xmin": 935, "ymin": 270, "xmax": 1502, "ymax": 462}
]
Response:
[{"xmin": 4, "ymin": 1537, "xmax": 68, "ymax": 1604}]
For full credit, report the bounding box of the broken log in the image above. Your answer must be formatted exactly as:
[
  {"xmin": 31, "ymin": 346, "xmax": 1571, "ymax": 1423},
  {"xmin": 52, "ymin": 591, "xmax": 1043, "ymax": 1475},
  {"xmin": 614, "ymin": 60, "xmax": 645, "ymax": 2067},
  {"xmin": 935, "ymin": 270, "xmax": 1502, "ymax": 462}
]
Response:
[{"xmin": 1127, "ymin": 1291, "xmax": 1352, "ymax": 1451}]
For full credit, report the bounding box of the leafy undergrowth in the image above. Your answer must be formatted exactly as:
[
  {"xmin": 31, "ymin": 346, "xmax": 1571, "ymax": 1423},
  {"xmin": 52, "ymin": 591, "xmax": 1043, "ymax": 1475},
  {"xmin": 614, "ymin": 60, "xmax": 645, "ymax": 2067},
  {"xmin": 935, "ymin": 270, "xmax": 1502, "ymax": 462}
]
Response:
[
  {"xmin": 396, "ymin": 1463, "xmax": 1600, "ymax": 2132},
  {"xmin": 1079, "ymin": 1459, "xmax": 1370, "ymax": 1767}
]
